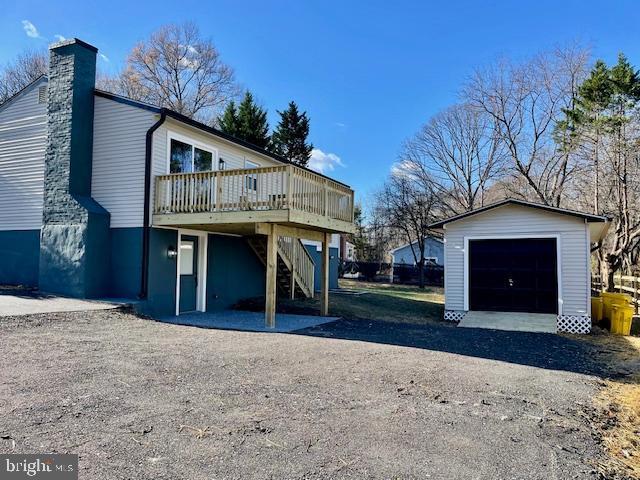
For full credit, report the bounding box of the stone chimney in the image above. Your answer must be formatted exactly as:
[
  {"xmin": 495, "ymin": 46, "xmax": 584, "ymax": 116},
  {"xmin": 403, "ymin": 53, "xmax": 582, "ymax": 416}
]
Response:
[{"xmin": 39, "ymin": 38, "xmax": 110, "ymax": 298}]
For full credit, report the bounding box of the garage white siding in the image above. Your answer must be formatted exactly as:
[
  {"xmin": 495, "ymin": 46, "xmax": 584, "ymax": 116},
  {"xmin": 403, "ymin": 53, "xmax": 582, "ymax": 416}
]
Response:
[
  {"xmin": 91, "ymin": 96, "xmax": 157, "ymax": 227},
  {"xmin": 0, "ymin": 79, "xmax": 47, "ymax": 231},
  {"xmin": 444, "ymin": 204, "xmax": 589, "ymax": 316}
]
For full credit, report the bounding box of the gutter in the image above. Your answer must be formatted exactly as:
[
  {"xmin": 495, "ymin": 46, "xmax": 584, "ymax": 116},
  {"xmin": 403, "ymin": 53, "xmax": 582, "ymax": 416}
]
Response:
[{"xmin": 139, "ymin": 111, "xmax": 167, "ymax": 299}]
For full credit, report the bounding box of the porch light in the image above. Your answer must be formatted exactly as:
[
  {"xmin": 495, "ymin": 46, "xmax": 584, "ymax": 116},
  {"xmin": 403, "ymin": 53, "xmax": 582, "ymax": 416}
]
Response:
[{"xmin": 167, "ymin": 246, "xmax": 178, "ymax": 259}]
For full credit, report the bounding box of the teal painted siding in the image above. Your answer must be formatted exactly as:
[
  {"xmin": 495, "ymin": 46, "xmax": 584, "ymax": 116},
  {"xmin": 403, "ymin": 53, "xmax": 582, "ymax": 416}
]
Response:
[
  {"xmin": 109, "ymin": 227, "xmax": 143, "ymax": 298},
  {"xmin": 305, "ymin": 245, "xmax": 339, "ymax": 291},
  {"xmin": 206, "ymin": 235, "xmax": 265, "ymax": 310},
  {"xmin": 142, "ymin": 228, "xmax": 178, "ymax": 317},
  {"xmin": 0, "ymin": 230, "xmax": 40, "ymax": 286}
]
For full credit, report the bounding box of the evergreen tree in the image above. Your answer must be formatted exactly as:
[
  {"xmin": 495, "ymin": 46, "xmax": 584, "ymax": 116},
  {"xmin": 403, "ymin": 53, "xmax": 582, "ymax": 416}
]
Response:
[
  {"xmin": 271, "ymin": 101, "xmax": 313, "ymax": 166},
  {"xmin": 218, "ymin": 100, "xmax": 240, "ymax": 137},
  {"xmin": 236, "ymin": 91, "xmax": 270, "ymax": 149}
]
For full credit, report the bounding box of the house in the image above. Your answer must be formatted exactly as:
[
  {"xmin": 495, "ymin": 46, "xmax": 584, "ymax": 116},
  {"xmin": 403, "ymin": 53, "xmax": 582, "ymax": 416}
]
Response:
[
  {"xmin": 390, "ymin": 236, "xmax": 444, "ymax": 266},
  {"xmin": 0, "ymin": 38, "xmax": 355, "ymax": 327},
  {"xmin": 429, "ymin": 199, "xmax": 609, "ymax": 334}
]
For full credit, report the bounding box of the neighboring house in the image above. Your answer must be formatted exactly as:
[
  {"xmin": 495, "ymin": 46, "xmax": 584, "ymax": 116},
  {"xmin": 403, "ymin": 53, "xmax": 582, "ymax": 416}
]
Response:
[
  {"xmin": 0, "ymin": 38, "xmax": 355, "ymax": 326},
  {"xmin": 429, "ymin": 199, "xmax": 609, "ymax": 334},
  {"xmin": 339, "ymin": 235, "xmax": 355, "ymax": 262},
  {"xmin": 390, "ymin": 236, "xmax": 444, "ymax": 266}
]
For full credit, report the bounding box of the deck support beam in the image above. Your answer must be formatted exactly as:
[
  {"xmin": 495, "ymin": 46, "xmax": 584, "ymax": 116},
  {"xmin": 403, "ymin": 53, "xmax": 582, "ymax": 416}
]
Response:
[
  {"xmin": 320, "ymin": 232, "xmax": 330, "ymax": 316},
  {"xmin": 265, "ymin": 224, "xmax": 278, "ymax": 328}
]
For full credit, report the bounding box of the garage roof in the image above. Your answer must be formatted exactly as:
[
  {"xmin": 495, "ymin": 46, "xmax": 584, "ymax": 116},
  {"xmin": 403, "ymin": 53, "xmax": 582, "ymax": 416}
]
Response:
[{"xmin": 428, "ymin": 198, "xmax": 608, "ymax": 230}]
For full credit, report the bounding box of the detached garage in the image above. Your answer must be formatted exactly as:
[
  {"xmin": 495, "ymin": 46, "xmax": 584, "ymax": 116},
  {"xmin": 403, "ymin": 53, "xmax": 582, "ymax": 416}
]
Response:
[{"xmin": 429, "ymin": 199, "xmax": 609, "ymax": 334}]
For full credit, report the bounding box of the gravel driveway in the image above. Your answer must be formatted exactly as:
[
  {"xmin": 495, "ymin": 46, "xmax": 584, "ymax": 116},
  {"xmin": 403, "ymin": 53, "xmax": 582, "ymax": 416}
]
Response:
[{"xmin": 0, "ymin": 309, "xmax": 611, "ymax": 479}]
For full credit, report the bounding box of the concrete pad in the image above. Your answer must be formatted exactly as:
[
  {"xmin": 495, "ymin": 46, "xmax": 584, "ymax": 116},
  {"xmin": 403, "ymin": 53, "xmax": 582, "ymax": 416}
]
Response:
[
  {"xmin": 0, "ymin": 290, "xmax": 130, "ymax": 317},
  {"xmin": 459, "ymin": 311, "xmax": 557, "ymax": 334},
  {"xmin": 158, "ymin": 310, "xmax": 340, "ymax": 333}
]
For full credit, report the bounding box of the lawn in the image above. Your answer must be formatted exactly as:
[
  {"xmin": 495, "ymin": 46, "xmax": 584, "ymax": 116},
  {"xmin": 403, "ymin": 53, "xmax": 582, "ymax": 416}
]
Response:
[{"xmin": 235, "ymin": 279, "xmax": 445, "ymax": 325}]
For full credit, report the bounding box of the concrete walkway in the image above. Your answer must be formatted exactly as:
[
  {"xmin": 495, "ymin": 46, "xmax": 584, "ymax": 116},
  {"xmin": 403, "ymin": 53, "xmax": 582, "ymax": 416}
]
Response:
[
  {"xmin": 459, "ymin": 310, "xmax": 557, "ymax": 333},
  {"xmin": 0, "ymin": 289, "xmax": 130, "ymax": 317},
  {"xmin": 159, "ymin": 310, "xmax": 340, "ymax": 333}
]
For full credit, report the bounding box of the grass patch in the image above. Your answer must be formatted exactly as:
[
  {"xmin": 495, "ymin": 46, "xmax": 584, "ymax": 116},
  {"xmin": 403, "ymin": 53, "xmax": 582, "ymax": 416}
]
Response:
[
  {"xmin": 582, "ymin": 334, "xmax": 640, "ymax": 478},
  {"xmin": 234, "ymin": 279, "xmax": 445, "ymax": 326}
]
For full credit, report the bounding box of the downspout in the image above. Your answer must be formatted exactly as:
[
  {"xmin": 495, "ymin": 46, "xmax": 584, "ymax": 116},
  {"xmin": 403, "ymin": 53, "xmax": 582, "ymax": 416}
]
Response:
[{"xmin": 139, "ymin": 110, "xmax": 167, "ymax": 299}]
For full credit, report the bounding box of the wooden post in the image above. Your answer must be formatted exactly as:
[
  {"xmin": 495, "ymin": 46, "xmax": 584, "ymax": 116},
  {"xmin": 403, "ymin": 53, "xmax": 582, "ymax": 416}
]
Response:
[
  {"xmin": 634, "ymin": 276, "xmax": 638, "ymax": 315},
  {"xmin": 265, "ymin": 224, "xmax": 278, "ymax": 328},
  {"xmin": 320, "ymin": 232, "xmax": 330, "ymax": 316}
]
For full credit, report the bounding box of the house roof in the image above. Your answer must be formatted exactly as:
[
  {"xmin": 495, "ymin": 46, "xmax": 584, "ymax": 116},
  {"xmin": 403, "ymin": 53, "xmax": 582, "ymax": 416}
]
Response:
[
  {"xmin": 390, "ymin": 235, "xmax": 443, "ymax": 254},
  {"xmin": 428, "ymin": 198, "xmax": 609, "ymax": 230},
  {"xmin": 93, "ymin": 89, "xmax": 351, "ymax": 188}
]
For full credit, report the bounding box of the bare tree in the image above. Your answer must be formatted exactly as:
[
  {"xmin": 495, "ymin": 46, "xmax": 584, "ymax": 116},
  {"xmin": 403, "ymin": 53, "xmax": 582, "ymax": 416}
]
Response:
[
  {"xmin": 402, "ymin": 103, "xmax": 505, "ymax": 214},
  {"xmin": 99, "ymin": 23, "xmax": 238, "ymax": 123},
  {"xmin": 0, "ymin": 50, "xmax": 47, "ymax": 103},
  {"xmin": 464, "ymin": 46, "xmax": 590, "ymax": 207},
  {"xmin": 375, "ymin": 172, "xmax": 439, "ymax": 288}
]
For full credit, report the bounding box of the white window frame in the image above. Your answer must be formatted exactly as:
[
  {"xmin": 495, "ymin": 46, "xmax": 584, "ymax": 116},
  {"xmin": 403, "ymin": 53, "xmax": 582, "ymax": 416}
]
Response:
[
  {"xmin": 462, "ymin": 234, "xmax": 563, "ymax": 315},
  {"xmin": 166, "ymin": 130, "xmax": 218, "ymax": 174}
]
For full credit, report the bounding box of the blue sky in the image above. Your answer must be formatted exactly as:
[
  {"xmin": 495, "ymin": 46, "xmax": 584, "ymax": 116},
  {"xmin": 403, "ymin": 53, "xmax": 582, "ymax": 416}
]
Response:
[{"xmin": 2, "ymin": 1, "xmax": 640, "ymax": 201}]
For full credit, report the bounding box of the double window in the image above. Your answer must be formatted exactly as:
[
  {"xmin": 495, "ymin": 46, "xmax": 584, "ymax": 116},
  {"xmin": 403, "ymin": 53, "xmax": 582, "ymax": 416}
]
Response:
[{"xmin": 169, "ymin": 136, "xmax": 216, "ymax": 174}]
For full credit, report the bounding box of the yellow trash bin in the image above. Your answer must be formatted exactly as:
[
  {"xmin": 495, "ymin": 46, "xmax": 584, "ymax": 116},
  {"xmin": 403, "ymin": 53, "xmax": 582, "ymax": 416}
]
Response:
[
  {"xmin": 602, "ymin": 292, "xmax": 632, "ymax": 320},
  {"xmin": 617, "ymin": 306, "xmax": 634, "ymax": 336},
  {"xmin": 591, "ymin": 297, "xmax": 604, "ymax": 323},
  {"xmin": 610, "ymin": 304, "xmax": 621, "ymax": 334}
]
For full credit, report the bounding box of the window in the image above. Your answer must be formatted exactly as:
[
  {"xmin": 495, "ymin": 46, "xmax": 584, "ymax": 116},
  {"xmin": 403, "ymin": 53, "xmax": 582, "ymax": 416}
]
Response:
[
  {"xmin": 244, "ymin": 160, "xmax": 259, "ymax": 191},
  {"xmin": 179, "ymin": 241, "xmax": 194, "ymax": 275},
  {"xmin": 169, "ymin": 136, "xmax": 215, "ymax": 174}
]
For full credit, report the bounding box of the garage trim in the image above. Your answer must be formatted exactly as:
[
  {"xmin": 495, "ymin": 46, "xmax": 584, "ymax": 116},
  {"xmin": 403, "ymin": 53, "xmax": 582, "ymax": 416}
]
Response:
[{"xmin": 463, "ymin": 234, "xmax": 562, "ymax": 314}]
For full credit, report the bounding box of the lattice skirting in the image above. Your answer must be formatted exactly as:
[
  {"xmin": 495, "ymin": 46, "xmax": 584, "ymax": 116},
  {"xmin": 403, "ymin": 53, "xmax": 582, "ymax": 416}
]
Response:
[
  {"xmin": 444, "ymin": 310, "xmax": 466, "ymax": 322},
  {"xmin": 557, "ymin": 315, "xmax": 591, "ymax": 334}
]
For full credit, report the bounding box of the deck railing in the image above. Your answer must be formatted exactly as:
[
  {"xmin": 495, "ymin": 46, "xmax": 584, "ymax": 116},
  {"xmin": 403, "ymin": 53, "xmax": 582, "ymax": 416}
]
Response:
[
  {"xmin": 154, "ymin": 165, "xmax": 354, "ymax": 223},
  {"xmin": 278, "ymin": 236, "xmax": 315, "ymax": 296}
]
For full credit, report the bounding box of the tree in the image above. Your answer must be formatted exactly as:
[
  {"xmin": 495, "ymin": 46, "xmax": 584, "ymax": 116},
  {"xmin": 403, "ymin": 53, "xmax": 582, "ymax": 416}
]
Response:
[
  {"xmin": 100, "ymin": 22, "xmax": 237, "ymax": 123},
  {"xmin": 218, "ymin": 100, "xmax": 241, "ymax": 137},
  {"xmin": 375, "ymin": 171, "xmax": 439, "ymax": 288},
  {"xmin": 402, "ymin": 103, "xmax": 505, "ymax": 214},
  {"xmin": 271, "ymin": 101, "xmax": 313, "ymax": 165},
  {"xmin": 465, "ymin": 46, "xmax": 590, "ymax": 206},
  {"xmin": 235, "ymin": 91, "xmax": 270, "ymax": 148},
  {"xmin": 350, "ymin": 204, "xmax": 368, "ymax": 262},
  {"xmin": 561, "ymin": 60, "xmax": 613, "ymax": 215},
  {"xmin": 599, "ymin": 54, "xmax": 640, "ymax": 287},
  {"xmin": 0, "ymin": 50, "xmax": 47, "ymax": 103}
]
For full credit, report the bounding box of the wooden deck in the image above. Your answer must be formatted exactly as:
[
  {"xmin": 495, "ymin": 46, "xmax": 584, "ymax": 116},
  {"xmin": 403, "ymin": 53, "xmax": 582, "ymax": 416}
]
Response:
[
  {"xmin": 152, "ymin": 165, "xmax": 355, "ymax": 234},
  {"xmin": 152, "ymin": 165, "xmax": 355, "ymax": 327}
]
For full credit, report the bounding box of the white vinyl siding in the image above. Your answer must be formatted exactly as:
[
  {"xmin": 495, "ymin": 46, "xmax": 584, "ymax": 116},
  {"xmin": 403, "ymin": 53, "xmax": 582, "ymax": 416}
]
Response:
[
  {"xmin": 153, "ymin": 119, "xmax": 280, "ymax": 175},
  {"xmin": 91, "ymin": 96, "xmax": 157, "ymax": 227},
  {"xmin": 444, "ymin": 204, "xmax": 589, "ymax": 316},
  {"xmin": 0, "ymin": 79, "xmax": 47, "ymax": 231}
]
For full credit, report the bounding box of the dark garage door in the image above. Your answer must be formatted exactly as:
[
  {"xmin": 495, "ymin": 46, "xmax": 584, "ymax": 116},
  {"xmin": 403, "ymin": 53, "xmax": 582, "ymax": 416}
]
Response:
[{"xmin": 469, "ymin": 238, "xmax": 558, "ymax": 314}]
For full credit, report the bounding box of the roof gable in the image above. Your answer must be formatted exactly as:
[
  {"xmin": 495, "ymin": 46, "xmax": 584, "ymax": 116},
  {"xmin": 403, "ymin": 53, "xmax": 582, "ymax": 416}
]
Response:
[
  {"xmin": 429, "ymin": 199, "xmax": 607, "ymax": 229},
  {"xmin": 0, "ymin": 75, "xmax": 48, "ymax": 115}
]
